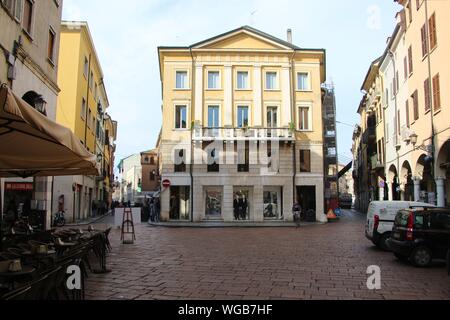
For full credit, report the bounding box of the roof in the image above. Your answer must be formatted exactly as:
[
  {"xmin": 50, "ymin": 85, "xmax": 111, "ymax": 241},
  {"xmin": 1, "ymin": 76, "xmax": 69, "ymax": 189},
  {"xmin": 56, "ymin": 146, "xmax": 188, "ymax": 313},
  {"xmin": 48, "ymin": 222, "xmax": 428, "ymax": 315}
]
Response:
[
  {"xmin": 158, "ymin": 25, "xmax": 325, "ymax": 52},
  {"xmin": 360, "ymin": 56, "xmax": 382, "ymax": 92}
]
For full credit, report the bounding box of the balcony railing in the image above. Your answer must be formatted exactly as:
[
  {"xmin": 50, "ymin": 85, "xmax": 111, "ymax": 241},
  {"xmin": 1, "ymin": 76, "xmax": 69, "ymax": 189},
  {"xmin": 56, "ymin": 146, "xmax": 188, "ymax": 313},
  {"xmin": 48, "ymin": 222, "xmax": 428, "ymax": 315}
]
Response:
[
  {"xmin": 366, "ymin": 89, "xmax": 382, "ymax": 111},
  {"xmin": 192, "ymin": 127, "xmax": 295, "ymax": 141}
]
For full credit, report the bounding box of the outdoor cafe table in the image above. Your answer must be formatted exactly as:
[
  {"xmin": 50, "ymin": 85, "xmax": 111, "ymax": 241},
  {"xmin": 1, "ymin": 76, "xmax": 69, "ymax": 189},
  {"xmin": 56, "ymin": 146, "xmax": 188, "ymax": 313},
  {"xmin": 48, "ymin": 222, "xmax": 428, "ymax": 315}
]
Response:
[
  {"xmin": 0, "ymin": 266, "xmax": 36, "ymax": 290},
  {"xmin": 80, "ymin": 229, "xmax": 111, "ymax": 274}
]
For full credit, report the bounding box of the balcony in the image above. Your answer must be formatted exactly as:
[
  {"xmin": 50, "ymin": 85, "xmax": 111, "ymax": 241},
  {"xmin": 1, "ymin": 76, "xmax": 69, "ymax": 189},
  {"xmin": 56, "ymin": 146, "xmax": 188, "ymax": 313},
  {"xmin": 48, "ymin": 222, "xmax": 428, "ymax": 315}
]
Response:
[
  {"xmin": 370, "ymin": 154, "xmax": 384, "ymax": 171},
  {"xmin": 366, "ymin": 88, "xmax": 382, "ymax": 112},
  {"xmin": 192, "ymin": 127, "xmax": 295, "ymax": 142},
  {"xmin": 362, "ymin": 127, "xmax": 376, "ymax": 144}
]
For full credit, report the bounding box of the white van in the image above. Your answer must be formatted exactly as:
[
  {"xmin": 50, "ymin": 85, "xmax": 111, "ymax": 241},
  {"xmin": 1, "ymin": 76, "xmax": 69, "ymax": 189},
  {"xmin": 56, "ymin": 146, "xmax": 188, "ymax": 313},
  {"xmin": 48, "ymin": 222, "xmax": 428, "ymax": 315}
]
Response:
[{"xmin": 365, "ymin": 201, "xmax": 435, "ymax": 250}]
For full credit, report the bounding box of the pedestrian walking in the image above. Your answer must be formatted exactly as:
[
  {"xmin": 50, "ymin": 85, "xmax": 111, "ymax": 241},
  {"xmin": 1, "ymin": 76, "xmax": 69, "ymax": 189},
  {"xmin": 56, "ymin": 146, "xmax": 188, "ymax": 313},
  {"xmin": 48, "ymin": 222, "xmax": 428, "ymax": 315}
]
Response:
[
  {"xmin": 149, "ymin": 197, "xmax": 155, "ymax": 222},
  {"xmin": 233, "ymin": 198, "xmax": 239, "ymax": 220},
  {"xmin": 155, "ymin": 197, "xmax": 161, "ymax": 222}
]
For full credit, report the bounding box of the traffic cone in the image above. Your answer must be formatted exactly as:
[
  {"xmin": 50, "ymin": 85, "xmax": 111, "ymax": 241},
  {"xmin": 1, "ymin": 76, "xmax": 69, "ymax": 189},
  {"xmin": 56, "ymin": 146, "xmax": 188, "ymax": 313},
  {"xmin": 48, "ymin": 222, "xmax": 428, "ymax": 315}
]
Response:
[{"xmin": 327, "ymin": 208, "xmax": 339, "ymax": 222}]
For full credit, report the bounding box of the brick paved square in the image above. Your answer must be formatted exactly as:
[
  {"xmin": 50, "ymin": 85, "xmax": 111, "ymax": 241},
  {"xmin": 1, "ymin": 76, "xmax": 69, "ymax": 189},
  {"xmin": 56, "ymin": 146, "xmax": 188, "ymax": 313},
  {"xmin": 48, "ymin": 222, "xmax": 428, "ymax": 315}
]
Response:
[{"xmin": 86, "ymin": 211, "xmax": 450, "ymax": 300}]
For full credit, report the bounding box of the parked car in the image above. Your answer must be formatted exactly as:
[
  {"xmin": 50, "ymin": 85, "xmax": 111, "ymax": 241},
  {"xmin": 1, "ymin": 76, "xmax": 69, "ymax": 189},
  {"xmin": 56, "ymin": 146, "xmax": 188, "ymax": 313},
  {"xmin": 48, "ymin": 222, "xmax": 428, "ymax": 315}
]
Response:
[
  {"xmin": 387, "ymin": 208, "xmax": 450, "ymax": 267},
  {"xmin": 365, "ymin": 201, "xmax": 435, "ymax": 250}
]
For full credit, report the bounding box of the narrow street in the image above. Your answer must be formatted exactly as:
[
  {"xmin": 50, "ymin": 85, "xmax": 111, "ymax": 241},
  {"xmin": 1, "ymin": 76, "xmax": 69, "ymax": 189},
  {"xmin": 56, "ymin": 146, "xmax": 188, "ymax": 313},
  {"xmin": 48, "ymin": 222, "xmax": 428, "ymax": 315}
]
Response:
[{"xmin": 85, "ymin": 210, "xmax": 450, "ymax": 300}]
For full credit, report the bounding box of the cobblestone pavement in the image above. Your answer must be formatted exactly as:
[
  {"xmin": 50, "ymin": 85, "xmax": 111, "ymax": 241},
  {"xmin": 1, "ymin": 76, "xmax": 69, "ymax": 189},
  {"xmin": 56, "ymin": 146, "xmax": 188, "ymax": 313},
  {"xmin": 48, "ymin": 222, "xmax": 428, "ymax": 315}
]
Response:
[{"xmin": 85, "ymin": 210, "xmax": 450, "ymax": 300}]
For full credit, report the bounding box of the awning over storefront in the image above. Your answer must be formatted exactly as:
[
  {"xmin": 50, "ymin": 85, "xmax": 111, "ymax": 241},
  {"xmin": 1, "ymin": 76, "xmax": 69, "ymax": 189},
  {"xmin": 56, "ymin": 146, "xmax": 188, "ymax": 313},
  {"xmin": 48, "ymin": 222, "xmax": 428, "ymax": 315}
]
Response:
[{"xmin": 0, "ymin": 84, "xmax": 99, "ymax": 178}]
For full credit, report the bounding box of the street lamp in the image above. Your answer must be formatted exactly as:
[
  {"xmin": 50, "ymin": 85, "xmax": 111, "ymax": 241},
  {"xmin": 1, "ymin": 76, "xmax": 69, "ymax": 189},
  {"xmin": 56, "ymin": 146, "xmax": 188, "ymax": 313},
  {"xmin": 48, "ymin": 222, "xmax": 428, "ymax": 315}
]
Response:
[
  {"xmin": 34, "ymin": 95, "xmax": 47, "ymax": 116},
  {"xmin": 410, "ymin": 132, "xmax": 433, "ymax": 157}
]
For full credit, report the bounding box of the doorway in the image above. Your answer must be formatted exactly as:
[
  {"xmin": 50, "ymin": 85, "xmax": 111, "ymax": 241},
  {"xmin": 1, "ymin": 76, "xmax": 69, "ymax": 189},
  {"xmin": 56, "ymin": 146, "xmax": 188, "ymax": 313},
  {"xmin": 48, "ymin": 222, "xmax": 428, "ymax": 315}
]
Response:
[{"xmin": 297, "ymin": 186, "xmax": 316, "ymax": 221}]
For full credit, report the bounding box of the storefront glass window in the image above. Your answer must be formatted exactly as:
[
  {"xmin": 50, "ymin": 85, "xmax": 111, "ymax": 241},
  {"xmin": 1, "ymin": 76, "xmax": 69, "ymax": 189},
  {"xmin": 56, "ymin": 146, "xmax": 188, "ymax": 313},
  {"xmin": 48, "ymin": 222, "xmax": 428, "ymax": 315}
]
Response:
[{"xmin": 205, "ymin": 190, "xmax": 222, "ymax": 217}]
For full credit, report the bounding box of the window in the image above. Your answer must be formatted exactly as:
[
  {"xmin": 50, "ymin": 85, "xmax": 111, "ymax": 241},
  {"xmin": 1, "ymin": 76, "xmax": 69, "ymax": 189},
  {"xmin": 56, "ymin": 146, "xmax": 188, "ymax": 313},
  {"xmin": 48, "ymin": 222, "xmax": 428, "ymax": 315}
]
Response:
[
  {"xmin": 87, "ymin": 109, "xmax": 92, "ymax": 129},
  {"xmin": 90, "ymin": 71, "xmax": 94, "ymax": 91},
  {"xmin": 430, "ymin": 213, "xmax": 450, "ymax": 230},
  {"xmin": 175, "ymin": 71, "xmax": 188, "ymax": 89},
  {"xmin": 408, "ymin": 46, "xmax": 413, "ymax": 75},
  {"xmin": 397, "ymin": 110, "xmax": 401, "ymax": 136},
  {"xmin": 2, "ymin": 0, "xmax": 13, "ymax": 12},
  {"xmin": 83, "ymin": 57, "xmax": 88, "ymax": 78},
  {"xmin": 412, "ymin": 90, "xmax": 419, "ymax": 121},
  {"xmin": 207, "ymin": 71, "xmax": 220, "ymax": 89},
  {"xmin": 175, "ymin": 105, "xmax": 187, "ymax": 129},
  {"xmin": 174, "ymin": 149, "xmax": 186, "ymax": 173},
  {"xmin": 207, "ymin": 105, "xmax": 220, "ymax": 128},
  {"xmin": 396, "ymin": 71, "xmax": 399, "ymax": 92},
  {"xmin": 265, "ymin": 72, "xmax": 277, "ymax": 90},
  {"xmin": 150, "ymin": 157, "xmax": 155, "ymax": 165},
  {"xmin": 300, "ymin": 150, "xmax": 311, "ymax": 173},
  {"xmin": 421, "ymin": 24, "xmax": 428, "ymax": 57},
  {"xmin": 403, "ymin": 57, "xmax": 408, "ymax": 80},
  {"xmin": 48, "ymin": 28, "xmax": 55, "ymax": 62},
  {"xmin": 405, "ymin": 100, "xmax": 410, "ymax": 128},
  {"xmin": 298, "ymin": 106, "xmax": 310, "ymax": 131},
  {"xmin": 424, "ymin": 78, "xmax": 431, "ymax": 112},
  {"xmin": 237, "ymin": 71, "xmax": 249, "ymax": 90},
  {"xmin": 205, "ymin": 189, "xmax": 222, "ymax": 217},
  {"xmin": 237, "ymin": 106, "xmax": 249, "ymax": 128},
  {"xmin": 429, "ymin": 13, "xmax": 437, "ymax": 50},
  {"xmin": 266, "ymin": 106, "xmax": 278, "ymax": 128},
  {"xmin": 432, "ymin": 73, "xmax": 441, "ymax": 111},
  {"xmin": 22, "ymin": 0, "xmax": 33, "ymax": 34},
  {"xmin": 81, "ymin": 98, "xmax": 86, "ymax": 119},
  {"xmin": 416, "ymin": 0, "xmax": 422, "ymax": 10},
  {"xmin": 297, "ymin": 72, "xmax": 310, "ymax": 91},
  {"xmin": 14, "ymin": 0, "xmax": 23, "ymax": 21}
]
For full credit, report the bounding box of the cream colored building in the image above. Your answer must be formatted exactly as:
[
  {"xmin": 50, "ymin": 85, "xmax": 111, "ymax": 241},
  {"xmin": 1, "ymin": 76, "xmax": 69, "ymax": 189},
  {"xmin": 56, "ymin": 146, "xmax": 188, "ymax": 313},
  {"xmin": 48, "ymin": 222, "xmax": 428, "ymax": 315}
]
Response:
[
  {"xmin": 1, "ymin": 0, "xmax": 63, "ymax": 227},
  {"xmin": 158, "ymin": 26, "xmax": 327, "ymax": 223}
]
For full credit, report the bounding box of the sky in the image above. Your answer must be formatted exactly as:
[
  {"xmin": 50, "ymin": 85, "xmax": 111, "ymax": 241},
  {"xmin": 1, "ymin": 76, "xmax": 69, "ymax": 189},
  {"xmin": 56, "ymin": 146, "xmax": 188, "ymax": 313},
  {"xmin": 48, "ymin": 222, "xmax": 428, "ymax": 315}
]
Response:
[{"xmin": 62, "ymin": 0, "xmax": 400, "ymax": 168}]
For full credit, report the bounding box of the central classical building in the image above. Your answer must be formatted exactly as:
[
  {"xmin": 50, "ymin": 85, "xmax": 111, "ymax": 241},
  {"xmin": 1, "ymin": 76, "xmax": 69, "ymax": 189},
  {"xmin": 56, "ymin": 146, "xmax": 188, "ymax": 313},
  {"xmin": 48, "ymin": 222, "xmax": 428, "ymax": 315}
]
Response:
[{"xmin": 157, "ymin": 26, "xmax": 328, "ymax": 223}]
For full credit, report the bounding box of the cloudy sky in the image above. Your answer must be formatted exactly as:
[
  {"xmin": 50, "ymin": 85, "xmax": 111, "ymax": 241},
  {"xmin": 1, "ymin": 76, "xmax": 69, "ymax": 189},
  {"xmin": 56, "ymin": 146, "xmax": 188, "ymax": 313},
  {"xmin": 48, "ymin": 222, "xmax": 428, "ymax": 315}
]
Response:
[{"xmin": 62, "ymin": 0, "xmax": 400, "ymax": 167}]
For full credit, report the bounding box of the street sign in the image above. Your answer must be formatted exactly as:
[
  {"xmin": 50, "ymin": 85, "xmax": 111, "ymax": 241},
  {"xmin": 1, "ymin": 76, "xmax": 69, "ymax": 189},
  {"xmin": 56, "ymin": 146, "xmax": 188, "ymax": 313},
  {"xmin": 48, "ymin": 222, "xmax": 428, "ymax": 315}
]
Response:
[{"xmin": 162, "ymin": 179, "xmax": 171, "ymax": 189}]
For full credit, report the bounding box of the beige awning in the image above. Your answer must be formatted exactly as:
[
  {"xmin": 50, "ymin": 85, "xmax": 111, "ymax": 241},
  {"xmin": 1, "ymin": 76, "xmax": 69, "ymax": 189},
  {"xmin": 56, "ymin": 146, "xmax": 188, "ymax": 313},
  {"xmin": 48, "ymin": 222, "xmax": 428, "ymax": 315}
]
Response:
[{"xmin": 0, "ymin": 84, "xmax": 99, "ymax": 178}]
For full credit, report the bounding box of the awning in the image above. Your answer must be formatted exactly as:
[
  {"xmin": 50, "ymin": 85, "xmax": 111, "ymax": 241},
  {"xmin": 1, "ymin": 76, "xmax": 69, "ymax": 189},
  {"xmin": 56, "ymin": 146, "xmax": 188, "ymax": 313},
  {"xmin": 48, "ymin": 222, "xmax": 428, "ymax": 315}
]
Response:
[{"xmin": 0, "ymin": 84, "xmax": 99, "ymax": 178}]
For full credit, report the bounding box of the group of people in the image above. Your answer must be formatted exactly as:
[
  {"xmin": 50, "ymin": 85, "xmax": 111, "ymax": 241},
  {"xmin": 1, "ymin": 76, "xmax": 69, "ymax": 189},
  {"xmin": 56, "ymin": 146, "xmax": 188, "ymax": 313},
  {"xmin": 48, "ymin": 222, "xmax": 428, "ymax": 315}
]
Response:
[
  {"xmin": 143, "ymin": 197, "xmax": 161, "ymax": 222},
  {"xmin": 91, "ymin": 200, "xmax": 109, "ymax": 217},
  {"xmin": 233, "ymin": 197, "xmax": 249, "ymax": 220}
]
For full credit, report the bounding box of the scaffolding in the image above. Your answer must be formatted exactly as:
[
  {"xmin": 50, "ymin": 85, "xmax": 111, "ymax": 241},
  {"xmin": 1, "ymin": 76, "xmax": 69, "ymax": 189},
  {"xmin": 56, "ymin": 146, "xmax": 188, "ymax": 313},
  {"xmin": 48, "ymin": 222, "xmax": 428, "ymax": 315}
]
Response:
[{"xmin": 322, "ymin": 84, "xmax": 339, "ymax": 213}]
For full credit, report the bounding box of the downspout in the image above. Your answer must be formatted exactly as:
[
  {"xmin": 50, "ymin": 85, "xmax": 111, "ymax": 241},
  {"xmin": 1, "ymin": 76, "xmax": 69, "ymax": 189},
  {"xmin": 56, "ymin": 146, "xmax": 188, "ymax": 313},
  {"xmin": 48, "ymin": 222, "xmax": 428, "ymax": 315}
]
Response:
[
  {"xmin": 424, "ymin": 0, "xmax": 436, "ymax": 194},
  {"xmin": 388, "ymin": 50, "xmax": 400, "ymax": 197},
  {"xmin": 82, "ymin": 53, "xmax": 92, "ymax": 221},
  {"xmin": 289, "ymin": 50, "xmax": 297, "ymax": 206},
  {"xmin": 189, "ymin": 48, "xmax": 195, "ymax": 222}
]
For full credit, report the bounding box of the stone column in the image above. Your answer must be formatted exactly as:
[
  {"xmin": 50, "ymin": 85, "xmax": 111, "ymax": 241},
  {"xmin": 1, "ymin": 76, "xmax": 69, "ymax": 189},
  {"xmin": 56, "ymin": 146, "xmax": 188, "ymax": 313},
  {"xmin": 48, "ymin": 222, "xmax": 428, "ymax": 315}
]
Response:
[
  {"xmin": 378, "ymin": 186, "xmax": 385, "ymax": 201},
  {"xmin": 253, "ymin": 64, "xmax": 262, "ymax": 127},
  {"xmin": 223, "ymin": 185, "xmax": 234, "ymax": 222},
  {"xmin": 413, "ymin": 176, "xmax": 421, "ymax": 202},
  {"xmin": 283, "ymin": 182, "xmax": 294, "ymax": 221},
  {"xmin": 436, "ymin": 177, "xmax": 445, "ymax": 208},
  {"xmin": 192, "ymin": 181, "xmax": 203, "ymax": 222},
  {"xmin": 253, "ymin": 185, "xmax": 264, "ymax": 222}
]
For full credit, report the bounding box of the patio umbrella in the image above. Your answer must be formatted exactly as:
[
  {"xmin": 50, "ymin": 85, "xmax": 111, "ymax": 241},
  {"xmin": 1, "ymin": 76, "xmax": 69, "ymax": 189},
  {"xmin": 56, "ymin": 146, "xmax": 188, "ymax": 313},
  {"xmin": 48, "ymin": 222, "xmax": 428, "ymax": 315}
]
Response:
[{"xmin": 0, "ymin": 83, "xmax": 99, "ymax": 247}]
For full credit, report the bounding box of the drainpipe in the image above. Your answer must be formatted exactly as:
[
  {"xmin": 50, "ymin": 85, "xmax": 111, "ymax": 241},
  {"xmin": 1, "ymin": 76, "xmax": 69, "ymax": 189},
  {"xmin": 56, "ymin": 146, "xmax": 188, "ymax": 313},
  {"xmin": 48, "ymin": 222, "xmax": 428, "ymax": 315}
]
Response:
[
  {"xmin": 424, "ymin": 0, "xmax": 436, "ymax": 195},
  {"xmin": 289, "ymin": 50, "xmax": 297, "ymax": 205},
  {"xmin": 189, "ymin": 48, "xmax": 195, "ymax": 222},
  {"xmin": 388, "ymin": 50, "xmax": 400, "ymax": 197}
]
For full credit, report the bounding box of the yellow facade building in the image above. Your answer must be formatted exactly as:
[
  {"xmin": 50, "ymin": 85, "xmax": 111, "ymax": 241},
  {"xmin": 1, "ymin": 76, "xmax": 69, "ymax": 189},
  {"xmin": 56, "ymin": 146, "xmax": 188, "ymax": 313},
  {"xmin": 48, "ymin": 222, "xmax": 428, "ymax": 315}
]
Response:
[
  {"xmin": 158, "ymin": 26, "xmax": 329, "ymax": 223},
  {"xmin": 354, "ymin": 1, "xmax": 450, "ymax": 210},
  {"xmin": 53, "ymin": 21, "xmax": 116, "ymax": 222}
]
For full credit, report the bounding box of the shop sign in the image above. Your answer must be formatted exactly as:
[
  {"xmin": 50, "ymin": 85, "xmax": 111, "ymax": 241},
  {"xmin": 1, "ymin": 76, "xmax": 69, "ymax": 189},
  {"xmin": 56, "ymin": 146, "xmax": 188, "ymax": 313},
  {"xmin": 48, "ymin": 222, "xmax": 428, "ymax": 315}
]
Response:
[{"xmin": 5, "ymin": 183, "xmax": 33, "ymax": 191}]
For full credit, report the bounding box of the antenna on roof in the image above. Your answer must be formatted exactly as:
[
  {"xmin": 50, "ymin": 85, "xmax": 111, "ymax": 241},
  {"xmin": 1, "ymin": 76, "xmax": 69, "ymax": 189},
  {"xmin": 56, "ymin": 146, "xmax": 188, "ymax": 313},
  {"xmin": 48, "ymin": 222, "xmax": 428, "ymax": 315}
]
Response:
[{"xmin": 250, "ymin": 10, "xmax": 258, "ymax": 26}]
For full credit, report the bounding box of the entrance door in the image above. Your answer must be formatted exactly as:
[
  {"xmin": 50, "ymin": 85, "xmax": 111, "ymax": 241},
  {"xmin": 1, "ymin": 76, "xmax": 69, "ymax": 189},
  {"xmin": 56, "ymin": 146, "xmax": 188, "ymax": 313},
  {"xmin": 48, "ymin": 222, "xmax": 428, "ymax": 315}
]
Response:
[
  {"xmin": 297, "ymin": 186, "xmax": 316, "ymax": 222},
  {"xmin": 169, "ymin": 186, "xmax": 190, "ymax": 220}
]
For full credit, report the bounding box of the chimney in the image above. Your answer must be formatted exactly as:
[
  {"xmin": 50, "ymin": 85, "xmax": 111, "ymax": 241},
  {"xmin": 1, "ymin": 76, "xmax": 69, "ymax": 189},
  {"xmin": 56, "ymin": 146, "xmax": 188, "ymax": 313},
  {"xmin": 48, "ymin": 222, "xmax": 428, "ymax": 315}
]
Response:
[{"xmin": 287, "ymin": 29, "xmax": 292, "ymax": 44}]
